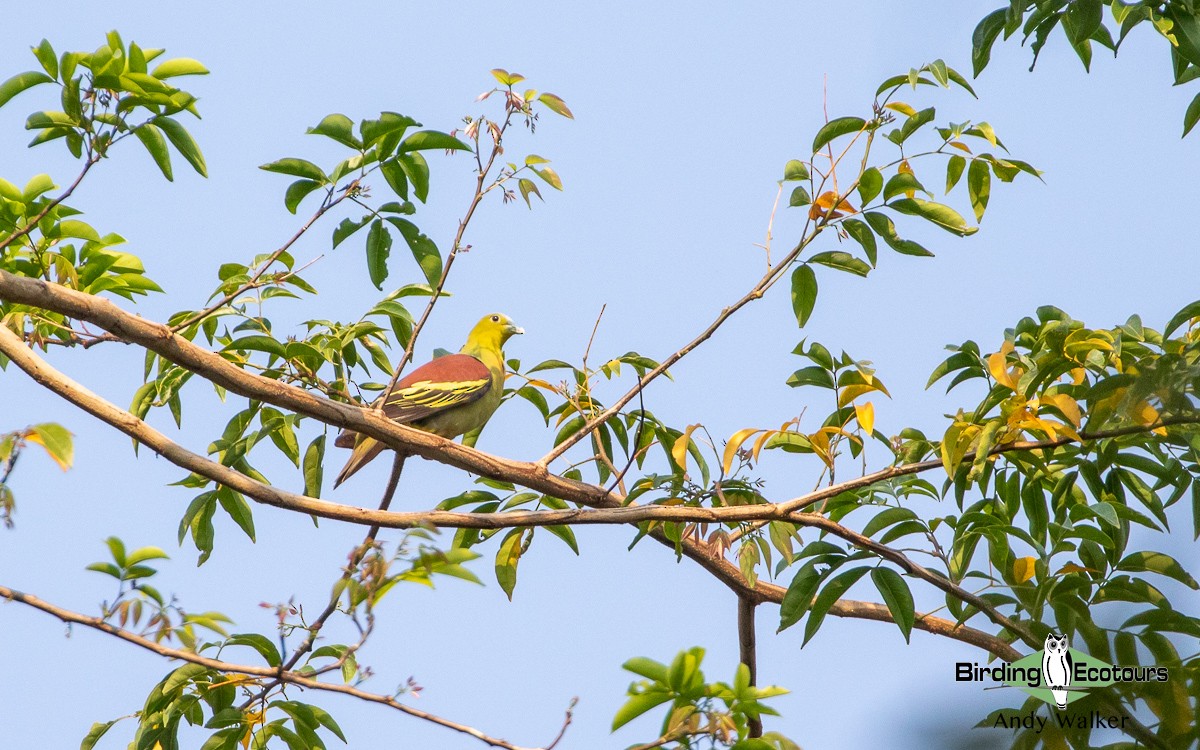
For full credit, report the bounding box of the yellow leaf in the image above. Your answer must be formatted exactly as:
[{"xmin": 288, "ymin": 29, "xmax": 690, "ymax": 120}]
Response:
[
  {"xmin": 671, "ymin": 424, "xmax": 701, "ymax": 474},
  {"xmin": 751, "ymin": 429, "xmax": 778, "ymax": 463},
  {"xmin": 897, "ymin": 159, "xmax": 916, "ymax": 198},
  {"xmin": 854, "ymin": 401, "xmax": 875, "ymax": 435},
  {"xmin": 1013, "ymin": 556, "xmax": 1037, "ymax": 583},
  {"xmin": 1132, "ymin": 400, "xmax": 1166, "ymax": 435},
  {"xmin": 986, "ymin": 341, "xmax": 1020, "ymax": 390},
  {"xmin": 837, "ymin": 383, "xmax": 878, "ymax": 407},
  {"xmin": 808, "ymin": 430, "xmax": 833, "ymax": 469},
  {"xmin": 1041, "ymin": 392, "xmax": 1082, "ymax": 428},
  {"xmin": 723, "ymin": 428, "xmax": 762, "ymax": 475},
  {"xmin": 947, "ymin": 140, "xmax": 972, "ymax": 153},
  {"xmin": 884, "ymin": 101, "xmax": 917, "ymax": 117}
]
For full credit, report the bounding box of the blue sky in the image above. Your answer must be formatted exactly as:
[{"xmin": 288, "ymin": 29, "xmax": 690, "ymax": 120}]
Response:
[{"xmin": 1, "ymin": 2, "xmax": 1196, "ymax": 749}]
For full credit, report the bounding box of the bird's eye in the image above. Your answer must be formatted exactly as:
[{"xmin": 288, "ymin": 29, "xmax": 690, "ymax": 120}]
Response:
[{"xmin": 491, "ymin": 315, "xmax": 500, "ymax": 322}]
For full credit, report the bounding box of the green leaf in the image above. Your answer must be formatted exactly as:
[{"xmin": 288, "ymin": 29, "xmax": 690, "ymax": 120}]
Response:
[
  {"xmin": 971, "ymin": 9, "xmax": 1007, "ymax": 77},
  {"xmin": 21, "ymin": 174, "xmax": 54, "ymax": 200},
  {"xmin": 155, "ymin": 117, "xmax": 207, "ymax": 177},
  {"xmin": 870, "ymin": 568, "xmax": 915, "ymax": 643},
  {"xmin": 380, "ymin": 159, "xmax": 408, "ymax": 199},
  {"xmin": 966, "ymin": 159, "xmax": 990, "ymax": 221},
  {"xmin": 27, "ymin": 423, "xmax": 73, "ymax": 470},
  {"xmin": 494, "ymin": 528, "xmax": 525, "ymax": 600},
  {"xmin": 611, "ymin": 691, "xmax": 672, "ymax": 731},
  {"xmin": 861, "ymin": 507, "xmax": 917, "ymax": 538},
  {"xmin": 1164, "ymin": 299, "xmax": 1200, "ymax": 337},
  {"xmin": 945, "ymin": 155, "xmax": 965, "ymax": 193},
  {"xmin": 842, "ymin": 219, "xmax": 877, "ymax": 266},
  {"xmin": 1065, "ymin": 0, "xmax": 1103, "ymax": 45},
  {"xmin": 225, "ymin": 633, "xmax": 281, "ymax": 667},
  {"xmin": 790, "ymin": 264, "xmax": 817, "ymax": 327},
  {"xmin": 396, "ymin": 153, "xmax": 430, "ymax": 202},
  {"xmin": 55, "ymin": 220, "xmax": 101, "ymax": 242},
  {"xmin": 284, "ymin": 180, "xmax": 324, "ymax": 214},
  {"xmin": 544, "ymin": 524, "xmax": 579, "ymax": 554},
  {"xmin": 398, "ymin": 130, "xmax": 471, "ymax": 153},
  {"xmin": 803, "ymin": 566, "xmax": 870, "ymax": 645},
  {"xmin": 259, "ymin": 158, "xmax": 327, "ymax": 183},
  {"xmin": 783, "ymin": 160, "xmax": 809, "ymax": 181},
  {"xmin": 857, "ymin": 167, "xmax": 882, "ymax": 204},
  {"xmin": 365, "ymin": 219, "xmax": 392, "ymax": 290},
  {"xmin": 812, "ymin": 116, "xmax": 866, "ymax": 153},
  {"xmin": 134, "ymin": 124, "xmax": 173, "ymax": 181},
  {"xmin": 0, "ymin": 71, "xmax": 54, "ymax": 110},
  {"xmin": 778, "ymin": 563, "xmax": 821, "ymax": 632},
  {"xmin": 217, "ymin": 488, "xmax": 255, "ymax": 542},
  {"xmin": 788, "ymin": 185, "xmax": 811, "ymax": 207},
  {"xmin": 864, "ymin": 211, "xmax": 933, "ymax": 256},
  {"xmin": 303, "ymin": 435, "xmax": 325, "ymax": 498},
  {"xmin": 81, "ymin": 720, "xmax": 118, "ymax": 750},
  {"xmin": 622, "ymin": 656, "xmax": 669, "ymax": 682},
  {"xmin": 32, "ymin": 40, "xmax": 57, "ymax": 79},
  {"xmin": 332, "ymin": 216, "xmax": 370, "ymax": 248},
  {"xmin": 1185, "ymin": 91, "xmax": 1200, "ymax": 138},
  {"xmin": 807, "ymin": 251, "xmax": 870, "ymax": 278},
  {"xmin": 223, "ymin": 335, "xmax": 286, "ymax": 358},
  {"xmin": 308, "ymin": 705, "xmax": 347, "ymax": 743},
  {"xmin": 307, "ymin": 114, "xmax": 361, "ymax": 149},
  {"xmin": 386, "ymin": 218, "xmax": 442, "ymax": 286},
  {"xmin": 887, "ymin": 198, "xmax": 977, "ymax": 236},
  {"xmin": 882, "ymin": 172, "xmax": 926, "ymax": 202},
  {"xmin": 151, "ymin": 58, "xmax": 209, "ymax": 78},
  {"xmin": 359, "ymin": 111, "xmax": 417, "ymax": 147},
  {"xmin": 1116, "ymin": 551, "xmax": 1199, "ymax": 590}
]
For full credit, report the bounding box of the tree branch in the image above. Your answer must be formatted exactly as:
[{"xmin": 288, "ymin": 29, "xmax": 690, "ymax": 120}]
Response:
[
  {"xmin": 737, "ymin": 595, "xmax": 762, "ymax": 738},
  {"xmin": 0, "ymin": 583, "xmax": 543, "ymax": 750},
  {"xmin": 0, "ymin": 322, "xmax": 1022, "ymax": 661}
]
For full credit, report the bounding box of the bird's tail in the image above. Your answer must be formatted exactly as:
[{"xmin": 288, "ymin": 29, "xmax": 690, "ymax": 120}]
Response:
[{"xmin": 334, "ymin": 434, "xmax": 387, "ymax": 488}]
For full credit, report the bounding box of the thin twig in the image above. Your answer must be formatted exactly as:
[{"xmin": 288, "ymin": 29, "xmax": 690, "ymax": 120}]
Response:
[
  {"xmin": 0, "ymin": 156, "xmax": 100, "ymax": 254},
  {"xmin": 0, "ymin": 584, "xmax": 541, "ymax": 750}
]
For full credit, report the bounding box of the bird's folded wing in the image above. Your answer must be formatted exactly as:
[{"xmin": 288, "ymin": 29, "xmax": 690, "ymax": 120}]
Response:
[{"xmin": 380, "ymin": 353, "xmax": 492, "ymax": 423}]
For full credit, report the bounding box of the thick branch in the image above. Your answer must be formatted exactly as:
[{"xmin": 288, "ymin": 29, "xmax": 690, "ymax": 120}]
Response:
[
  {"xmin": 0, "ymin": 270, "xmax": 610, "ymax": 506},
  {"xmin": 737, "ymin": 595, "xmax": 762, "ymax": 737},
  {"xmin": 0, "ymin": 323, "xmax": 1022, "ymax": 661},
  {"xmin": 0, "ymin": 584, "xmax": 541, "ymax": 750}
]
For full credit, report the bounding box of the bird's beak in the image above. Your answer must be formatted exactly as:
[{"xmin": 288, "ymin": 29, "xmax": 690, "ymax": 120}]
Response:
[{"xmin": 507, "ymin": 324, "xmax": 525, "ymax": 336}]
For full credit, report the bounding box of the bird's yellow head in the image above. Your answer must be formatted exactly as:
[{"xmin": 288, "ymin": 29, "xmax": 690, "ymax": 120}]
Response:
[{"xmin": 465, "ymin": 312, "xmax": 524, "ymax": 351}]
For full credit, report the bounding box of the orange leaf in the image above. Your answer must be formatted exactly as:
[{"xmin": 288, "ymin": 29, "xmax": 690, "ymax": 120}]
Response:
[
  {"xmin": 1055, "ymin": 562, "xmax": 1096, "ymax": 576},
  {"xmin": 808, "ymin": 190, "xmax": 857, "ymax": 220}
]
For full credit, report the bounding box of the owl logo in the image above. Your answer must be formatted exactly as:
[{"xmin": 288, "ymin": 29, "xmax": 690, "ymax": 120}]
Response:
[{"xmin": 1041, "ymin": 632, "xmax": 1073, "ymax": 709}]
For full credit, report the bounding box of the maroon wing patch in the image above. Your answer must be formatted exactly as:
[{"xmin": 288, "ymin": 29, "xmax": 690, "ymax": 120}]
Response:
[{"xmin": 380, "ymin": 353, "xmax": 492, "ymax": 423}]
